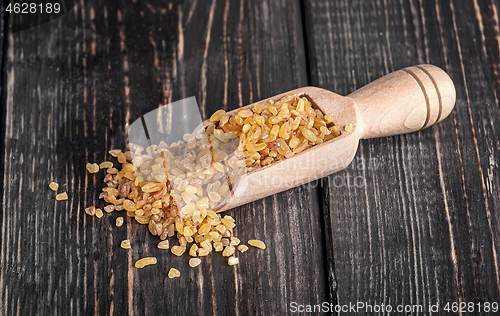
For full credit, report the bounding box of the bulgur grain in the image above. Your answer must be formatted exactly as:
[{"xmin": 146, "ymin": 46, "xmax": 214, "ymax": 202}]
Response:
[
  {"xmin": 221, "ymin": 218, "xmax": 235, "ymax": 229},
  {"xmin": 107, "ymin": 167, "xmax": 118, "ymax": 174},
  {"xmin": 189, "ymin": 244, "xmax": 199, "ymax": 256},
  {"xmin": 56, "ymin": 192, "xmax": 68, "ymax": 201},
  {"xmin": 168, "ymin": 268, "xmax": 181, "ymax": 278},
  {"xmin": 248, "ymin": 239, "xmax": 266, "ymax": 249},
  {"xmin": 230, "ymin": 237, "xmax": 240, "ymax": 246},
  {"xmin": 345, "ymin": 123, "xmax": 353, "ymax": 132},
  {"xmin": 222, "ymin": 246, "xmax": 235, "ymax": 257},
  {"xmin": 121, "ymin": 239, "xmax": 131, "ymax": 249},
  {"xmin": 214, "ymin": 242, "xmax": 224, "ymax": 252},
  {"xmin": 86, "ymin": 163, "xmax": 99, "ymax": 173},
  {"xmin": 198, "ymin": 248, "xmax": 210, "ymax": 256},
  {"xmin": 109, "ymin": 149, "xmax": 122, "ymax": 157},
  {"xmin": 116, "ymin": 217, "xmax": 124, "ymax": 227},
  {"xmin": 237, "ymin": 108, "xmax": 253, "ymax": 118},
  {"xmin": 237, "ymin": 245, "xmax": 248, "ymax": 253},
  {"xmin": 85, "ymin": 206, "xmax": 96, "ymax": 216},
  {"xmin": 49, "ymin": 182, "xmax": 59, "ymax": 191},
  {"xmin": 117, "ymin": 152, "xmax": 127, "ymax": 164},
  {"xmin": 171, "ymin": 246, "xmax": 186, "ymax": 256},
  {"xmin": 95, "ymin": 208, "xmax": 104, "ymax": 218},
  {"xmin": 123, "ymin": 199, "xmax": 135, "ymax": 211},
  {"xmin": 324, "ymin": 114, "xmax": 334, "ymax": 124},
  {"xmin": 189, "ymin": 258, "xmax": 202, "ymax": 267},
  {"xmin": 100, "ymin": 161, "xmax": 113, "ymax": 169},
  {"xmin": 135, "ymin": 257, "xmax": 157, "ymax": 268},
  {"xmin": 228, "ymin": 256, "xmax": 239, "ymax": 266},
  {"xmin": 157, "ymin": 240, "xmax": 170, "ymax": 249},
  {"xmin": 86, "ymin": 94, "xmax": 340, "ymax": 268},
  {"xmin": 210, "ymin": 109, "xmax": 226, "ymax": 122},
  {"xmin": 330, "ymin": 126, "xmax": 341, "ymax": 137}
]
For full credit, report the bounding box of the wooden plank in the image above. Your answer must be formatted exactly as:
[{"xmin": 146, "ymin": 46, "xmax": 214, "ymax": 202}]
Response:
[
  {"xmin": 0, "ymin": 7, "xmax": 5, "ymax": 315},
  {"xmin": 0, "ymin": 6, "xmax": 4, "ymax": 94},
  {"xmin": 0, "ymin": 0, "xmax": 330, "ymax": 315},
  {"xmin": 0, "ymin": 2, "xmax": 4, "ymax": 133},
  {"xmin": 303, "ymin": 0, "xmax": 500, "ymax": 313},
  {"xmin": 0, "ymin": 0, "xmax": 5, "ymax": 212}
]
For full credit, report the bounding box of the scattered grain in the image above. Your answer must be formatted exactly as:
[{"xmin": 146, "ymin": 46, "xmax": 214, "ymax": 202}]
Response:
[
  {"xmin": 168, "ymin": 268, "xmax": 181, "ymax": 278},
  {"xmin": 95, "ymin": 208, "xmax": 104, "ymax": 218},
  {"xmin": 157, "ymin": 240, "xmax": 170, "ymax": 249},
  {"xmin": 228, "ymin": 256, "xmax": 239, "ymax": 266},
  {"xmin": 86, "ymin": 163, "xmax": 99, "ymax": 173},
  {"xmin": 109, "ymin": 149, "xmax": 122, "ymax": 157},
  {"xmin": 189, "ymin": 244, "xmax": 199, "ymax": 256},
  {"xmin": 221, "ymin": 217, "xmax": 235, "ymax": 229},
  {"xmin": 189, "ymin": 258, "xmax": 202, "ymax": 267},
  {"xmin": 49, "ymin": 182, "xmax": 59, "ymax": 191},
  {"xmin": 121, "ymin": 239, "xmax": 131, "ymax": 249},
  {"xmin": 214, "ymin": 242, "xmax": 224, "ymax": 252},
  {"xmin": 135, "ymin": 257, "xmax": 157, "ymax": 268},
  {"xmin": 171, "ymin": 246, "xmax": 186, "ymax": 256},
  {"xmin": 85, "ymin": 206, "xmax": 96, "ymax": 216},
  {"xmin": 198, "ymin": 248, "xmax": 210, "ymax": 256},
  {"xmin": 222, "ymin": 246, "xmax": 235, "ymax": 257},
  {"xmin": 56, "ymin": 192, "xmax": 68, "ymax": 201},
  {"xmin": 86, "ymin": 163, "xmax": 93, "ymax": 173},
  {"xmin": 100, "ymin": 161, "xmax": 113, "ymax": 169},
  {"xmin": 248, "ymin": 239, "xmax": 266, "ymax": 249},
  {"xmin": 107, "ymin": 167, "xmax": 118, "ymax": 174},
  {"xmin": 230, "ymin": 237, "xmax": 240, "ymax": 246},
  {"xmin": 237, "ymin": 245, "xmax": 248, "ymax": 253},
  {"xmin": 117, "ymin": 152, "xmax": 127, "ymax": 164},
  {"xmin": 116, "ymin": 217, "xmax": 124, "ymax": 227}
]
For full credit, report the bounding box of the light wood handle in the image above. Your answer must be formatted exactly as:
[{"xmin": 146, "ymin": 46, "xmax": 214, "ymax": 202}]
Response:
[{"xmin": 348, "ymin": 64, "xmax": 456, "ymax": 139}]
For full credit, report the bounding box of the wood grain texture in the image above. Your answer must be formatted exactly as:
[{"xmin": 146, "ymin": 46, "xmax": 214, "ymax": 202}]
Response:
[
  {"xmin": 0, "ymin": 0, "xmax": 5, "ymax": 218},
  {"xmin": 0, "ymin": 0, "xmax": 331, "ymax": 315},
  {"xmin": 304, "ymin": 0, "xmax": 500, "ymax": 314},
  {"xmin": 0, "ymin": 6, "xmax": 4, "ymax": 101},
  {"xmin": 3, "ymin": 0, "xmax": 500, "ymax": 315}
]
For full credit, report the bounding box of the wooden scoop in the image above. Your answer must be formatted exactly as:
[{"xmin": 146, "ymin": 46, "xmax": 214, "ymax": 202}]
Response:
[{"xmin": 214, "ymin": 64, "xmax": 456, "ymax": 212}]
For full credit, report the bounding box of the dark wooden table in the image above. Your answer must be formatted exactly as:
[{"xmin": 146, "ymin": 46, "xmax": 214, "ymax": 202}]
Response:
[{"xmin": 1, "ymin": 0, "xmax": 499, "ymax": 315}]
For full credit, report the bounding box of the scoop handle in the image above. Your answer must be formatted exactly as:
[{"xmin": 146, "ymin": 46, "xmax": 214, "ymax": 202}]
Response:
[{"xmin": 348, "ymin": 64, "xmax": 456, "ymax": 139}]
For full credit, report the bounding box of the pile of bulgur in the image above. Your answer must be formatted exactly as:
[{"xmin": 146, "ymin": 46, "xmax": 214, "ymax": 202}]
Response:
[{"xmin": 79, "ymin": 93, "xmax": 343, "ymax": 273}]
